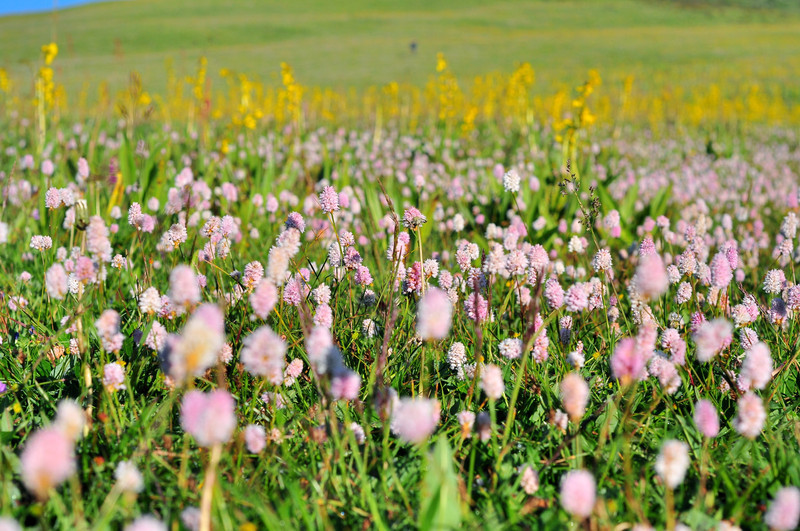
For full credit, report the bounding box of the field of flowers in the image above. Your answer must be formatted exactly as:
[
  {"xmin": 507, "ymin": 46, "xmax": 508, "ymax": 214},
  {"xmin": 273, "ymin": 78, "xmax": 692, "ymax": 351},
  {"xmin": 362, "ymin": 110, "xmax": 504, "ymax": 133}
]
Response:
[{"xmin": 1, "ymin": 31, "xmax": 800, "ymax": 530}]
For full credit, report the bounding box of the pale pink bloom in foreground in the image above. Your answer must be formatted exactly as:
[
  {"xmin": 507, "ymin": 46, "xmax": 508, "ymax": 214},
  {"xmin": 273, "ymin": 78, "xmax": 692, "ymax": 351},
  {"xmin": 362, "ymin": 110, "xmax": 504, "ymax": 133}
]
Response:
[
  {"xmin": 0, "ymin": 516, "xmax": 21, "ymax": 531},
  {"xmin": 168, "ymin": 265, "xmax": 201, "ymax": 308},
  {"xmin": 416, "ymin": 287, "xmax": 452, "ymax": 340},
  {"xmin": 693, "ymin": 318, "xmax": 733, "ymax": 362},
  {"xmin": 95, "ymin": 309, "xmax": 124, "ymax": 353},
  {"xmin": 20, "ymin": 428, "xmax": 75, "ymax": 499},
  {"xmin": 306, "ymin": 326, "xmax": 334, "ymax": 375},
  {"xmin": 560, "ymin": 373, "xmax": 590, "ymax": 422},
  {"xmin": 244, "ymin": 424, "xmax": 267, "ymax": 453},
  {"xmin": 45, "ymin": 264, "xmax": 69, "ymax": 299},
  {"xmin": 520, "ymin": 465, "xmax": 539, "ymax": 494},
  {"xmin": 390, "ymin": 397, "xmax": 440, "ymax": 444},
  {"xmin": 240, "ymin": 326, "xmax": 287, "ymax": 385},
  {"xmin": 54, "ymin": 399, "xmax": 86, "ymax": 442},
  {"xmin": 167, "ymin": 304, "xmax": 226, "ymax": 383},
  {"xmin": 560, "ymin": 469, "xmax": 596, "ymax": 519},
  {"xmin": 739, "ymin": 342, "xmax": 772, "ymax": 391},
  {"xmin": 249, "ymin": 280, "xmax": 278, "ymax": 319},
  {"xmin": 693, "ymin": 399, "xmax": 720, "ymax": 438},
  {"xmin": 632, "ymin": 254, "xmax": 669, "ymax": 300},
  {"xmin": 181, "ymin": 390, "xmax": 237, "ymax": 447},
  {"xmin": 124, "ymin": 515, "xmax": 166, "ymax": 531},
  {"xmin": 655, "ymin": 440, "xmax": 690, "ymax": 489},
  {"xmin": 764, "ymin": 486, "xmax": 800, "ymax": 531},
  {"xmin": 733, "ymin": 393, "xmax": 766, "ymax": 439},
  {"xmin": 329, "ymin": 369, "xmax": 362, "ymax": 401},
  {"xmin": 114, "ymin": 461, "xmax": 144, "ymax": 493},
  {"xmin": 649, "ymin": 355, "xmax": 681, "ymax": 395},
  {"xmin": 610, "ymin": 338, "xmax": 647, "ymax": 384},
  {"xmin": 457, "ymin": 410, "xmax": 475, "ymax": 436},
  {"xmin": 480, "ymin": 364, "xmax": 505, "ymax": 400}
]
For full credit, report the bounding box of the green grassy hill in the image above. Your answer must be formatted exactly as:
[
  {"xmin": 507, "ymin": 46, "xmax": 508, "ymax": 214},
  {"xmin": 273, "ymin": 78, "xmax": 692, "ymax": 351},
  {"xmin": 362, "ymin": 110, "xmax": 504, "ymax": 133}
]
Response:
[{"xmin": 2, "ymin": 0, "xmax": 800, "ymax": 96}]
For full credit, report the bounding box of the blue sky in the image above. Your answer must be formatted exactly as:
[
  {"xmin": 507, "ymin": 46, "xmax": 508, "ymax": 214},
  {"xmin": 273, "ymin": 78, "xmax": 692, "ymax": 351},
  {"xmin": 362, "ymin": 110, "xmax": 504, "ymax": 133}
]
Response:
[{"xmin": 0, "ymin": 0, "xmax": 108, "ymax": 16}]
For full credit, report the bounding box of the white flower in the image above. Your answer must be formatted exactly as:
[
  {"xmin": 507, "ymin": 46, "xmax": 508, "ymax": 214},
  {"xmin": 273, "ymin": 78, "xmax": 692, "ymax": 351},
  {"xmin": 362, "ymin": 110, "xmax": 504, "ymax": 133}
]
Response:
[{"xmin": 503, "ymin": 169, "xmax": 521, "ymax": 193}]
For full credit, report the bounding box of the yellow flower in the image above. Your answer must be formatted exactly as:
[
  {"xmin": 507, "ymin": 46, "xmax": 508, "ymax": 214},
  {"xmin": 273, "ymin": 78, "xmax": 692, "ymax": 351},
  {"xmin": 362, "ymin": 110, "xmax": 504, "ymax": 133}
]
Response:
[{"xmin": 41, "ymin": 42, "xmax": 58, "ymax": 65}]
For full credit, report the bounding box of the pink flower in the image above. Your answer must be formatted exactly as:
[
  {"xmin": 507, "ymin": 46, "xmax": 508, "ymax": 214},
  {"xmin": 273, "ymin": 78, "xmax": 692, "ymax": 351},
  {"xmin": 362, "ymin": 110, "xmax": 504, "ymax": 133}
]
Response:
[
  {"xmin": 693, "ymin": 399, "xmax": 720, "ymax": 438},
  {"xmin": 314, "ymin": 303, "xmax": 334, "ymax": 328},
  {"xmin": 649, "ymin": 355, "xmax": 681, "ymax": 395},
  {"xmin": 520, "ymin": 465, "xmax": 540, "ymax": 494},
  {"xmin": 498, "ymin": 338, "xmax": 522, "ymax": 359},
  {"xmin": 660, "ymin": 328, "xmax": 686, "ymax": 365},
  {"xmin": 283, "ymin": 358, "xmax": 304, "ymax": 386},
  {"xmin": 416, "ymin": 287, "xmax": 453, "ymax": 340},
  {"xmin": 710, "ymin": 252, "xmax": 733, "ymax": 289},
  {"xmin": 166, "ymin": 304, "xmax": 226, "ymax": 383},
  {"xmin": 693, "ymin": 318, "xmax": 733, "ymax": 362},
  {"xmin": 86, "ymin": 216, "xmax": 112, "ymax": 260},
  {"xmin": 45, "ymin": 263, "xmax": 68, "ymax": 299},
  {"xmin": 318, "ymin": 186, "xmax": 339, "ymax": 213},
  {"xmin": 114, "ymin": 461, "xmax": 144, "ymax": 493},
  {"xmin": 169, "ymin": 265, "xmax": 201, "ymax": 308},
  {"xmin": 329, "ymin": 370, "xmax": 361, "ymax": 400},
  {"xmin": 480, "ymin": 364, "xmax": 505, "ymax": 400},
  {"xmin": 354, "ymin": 265, "xmax": 373, "ymax": 286},
  {"xmin": 765, "ymin": 486, "xmax": 800, "ymax": 531},
  {"xmin": 45, "ymin": 187, "xmax": 61, "ymax": 208},
  {"xmin": 250, "ymin": 280, "xmax": 278, "ymax": 319},
  {"xmin": 124, "ymin": 515, "xmax": 166, "ymax": 531},
  {"xmin": 390, "ymin": 397, "xmax": 440, "ymax": 444},
  {"xmin": 632, "ymin": 254, "xmax": 669, "ymax": 300},
  {"xmin": 283, "ymin": 275, "xmax": 307, "ymax": 306},
  {"xmin": 564, "ymin": 284, "xmax": 589, "ymax": 312},
  {"xmin": 464, "ymin": 291, "xmax": 489, "ymax": 322},
  {"xmin": 560, "ymin": 469, "xmax": 596, "ymax": 519},
  {"xmin": 739, "ymin": 342, "xmax": 772, "ymax": 391},
  {"xmin": 610, "ymin": 338, "xmax": 647, "ymax": 384},
  {"xmin": 655, "ymin": 440, "xmax": 690, "ymax": 489},
  {"xmin": 181, "ymin": 390, "xmax": 237, "ymax": 447},
  {"xmin": 242, "ymin": 261, "xmax": 264, "ymax": 289},
  {"xmin": 54, "ymin": 399, "xmax": 86, "ymax": 442},
  {"xmin": 244, "ymin": 424, "xmax": 267, "ymax": 453},
  {"xmin": 402, "ymin": 207, "xmax": 427, "ymax": 229},
  {"xmin": 103, "ymin": 362, "xmax": 126, "ymax": 392},
  {"xmin": 95, "ymin": 309, "xmax": 124, "ymax": 353},
  {"xmin": 544, "ymin": 278, "xmax": 564, "ymax": 309},
  {"xmin": 20, "ymin": 428, "xmax": 76, "ymax": 499},
  {"xmin": 306, "ymin": 326, "xmax": 334, "ymax": 374},
  {"xmin": 30, "ymin": 235, "xmax": 53, "ymax": 251},
  {"xmin": 560, "ymin": 373, "xmax": 589, "ymax": 422},
  {"xmin": 532, "ymin": 312, "xmax": 550, "ymax": 363},
  {"xmin": 733, "ymin": 393, "xmax": 766, "ymax": 439},
  {"xmin": 240, "ymin": 326, "xmax": 286, "ymax": 385},
  {"xmin": 286, "ymin": 212, "xmax": 305, "ymax": 233},
  {"xmin": 138, "ymin": 287, "xmax": 162, "ymax": 314}
]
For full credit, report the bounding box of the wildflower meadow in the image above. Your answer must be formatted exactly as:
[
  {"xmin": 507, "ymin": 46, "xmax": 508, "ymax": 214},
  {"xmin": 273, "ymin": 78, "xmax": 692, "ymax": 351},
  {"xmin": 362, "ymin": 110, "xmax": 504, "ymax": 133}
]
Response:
[{"xmin": 1, "ymin": 1, "xmax": 800, "ymax": 529}]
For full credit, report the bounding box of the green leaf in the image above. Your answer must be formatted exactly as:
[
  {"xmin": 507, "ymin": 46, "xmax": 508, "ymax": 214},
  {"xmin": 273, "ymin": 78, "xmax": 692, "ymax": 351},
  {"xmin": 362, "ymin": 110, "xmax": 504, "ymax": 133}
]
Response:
[
  {"xmin": 419, "ymin": 437, "xmax": 463, "ymax": 530},
  {"xmin": 619, "ymin": 182, "xmax": 639, "ymax": 221}
]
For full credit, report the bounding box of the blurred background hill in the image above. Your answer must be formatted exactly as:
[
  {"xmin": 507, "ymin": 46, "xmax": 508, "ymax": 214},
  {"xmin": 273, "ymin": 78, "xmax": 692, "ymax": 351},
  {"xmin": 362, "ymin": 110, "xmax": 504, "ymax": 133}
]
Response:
[{"xmin": 1, "ymin": 0, "xmax": 799, "ymax": 99}]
